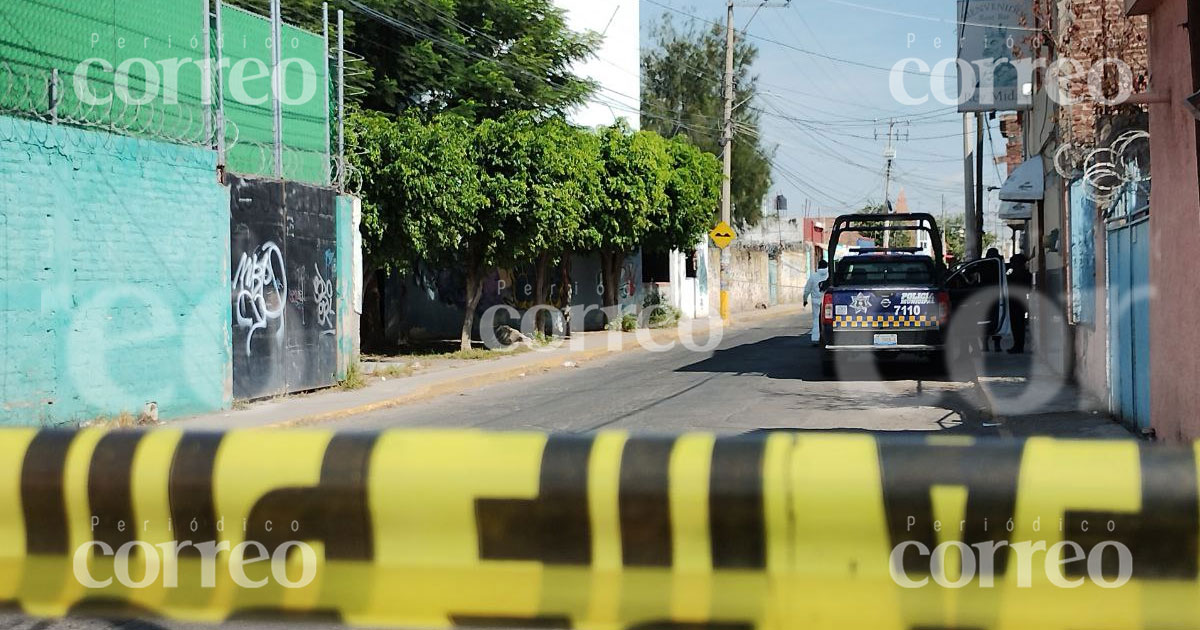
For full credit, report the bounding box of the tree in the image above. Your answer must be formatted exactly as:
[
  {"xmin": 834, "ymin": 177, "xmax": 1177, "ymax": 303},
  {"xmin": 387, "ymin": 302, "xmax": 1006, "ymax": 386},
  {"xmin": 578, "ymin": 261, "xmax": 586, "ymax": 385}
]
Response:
[
  {"xmin": 983, "ymin": 231, "xmax": 999, "ymax": 253},
  {"xmin": 473, "ymin": 113, "xmax": 602, "ymax": 334},
  {"xmin": 646, "ymin": 135, "xmax": 722, "ymax": 253},
  {"xmin": 858, "ymin": 202, "xmax": 912, "ymax": 249},
  {"xmin": 942, "ymin": 215, "xmax": 966, "ymax": 262},
  {"xmin": 228, "ymin": 0, "xmax": 600, "ymax": 120},
  {"xmin": 590, "ymin": 121, "xmax": 671, "ymax": 309},
  {"xmin": 939, "ymin": 215, "xmax": 998, "ymax": 263},
  {"xmin": 350, "ymin": 111, "xmax": 505, "ymax": 351},
  {"xmin": 527, "ymin": 120, "xmax": 604, "ymax": 334},
  {"xmin": 641, "ymin": 15, "xmax": 774, "ymax": 226},
  {"xmin": 349, "ymin": 111, "xmax": 480, "ymax": 274}
]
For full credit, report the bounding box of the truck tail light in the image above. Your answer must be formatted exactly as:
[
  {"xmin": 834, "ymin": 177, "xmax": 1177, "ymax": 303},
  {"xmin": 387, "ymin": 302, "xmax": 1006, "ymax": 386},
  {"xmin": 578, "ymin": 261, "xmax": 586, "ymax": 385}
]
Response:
[
  {"xmin": 937, "ymin": 291, "xmax": 951, "ymax": 326},
  {"xmin": 822, "ymin": 293, "xmax": 834, "ymax": 325}
]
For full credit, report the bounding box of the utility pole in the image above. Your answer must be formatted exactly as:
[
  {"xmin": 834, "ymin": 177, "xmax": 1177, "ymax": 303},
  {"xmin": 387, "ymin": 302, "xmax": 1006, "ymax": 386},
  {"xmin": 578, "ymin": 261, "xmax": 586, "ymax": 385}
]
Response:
[
  {"xmin": 877, "ymin": 119, "xmax": 907, "ymax": 248},
  {"xmin": 962, "ymin": 114, "xmax": 979, "ymax": 262},
  {"xmin": 975, "ymin": 111, "xmax": 985, "ymax": 259},
  {"xmin": 718, "ymin": 0, "xmax": 790, "ymax": 321},
  {"xmin": 719, "ymin": 0, "xmax": 735, "ymax": 321}
]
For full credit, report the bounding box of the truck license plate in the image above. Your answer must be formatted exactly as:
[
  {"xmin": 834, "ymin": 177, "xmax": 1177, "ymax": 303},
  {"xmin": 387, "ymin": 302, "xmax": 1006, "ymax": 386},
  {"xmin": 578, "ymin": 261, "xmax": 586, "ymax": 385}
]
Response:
[{"xmin": 873, "ymin": 333, "xmax": 898, "ymax": 347}]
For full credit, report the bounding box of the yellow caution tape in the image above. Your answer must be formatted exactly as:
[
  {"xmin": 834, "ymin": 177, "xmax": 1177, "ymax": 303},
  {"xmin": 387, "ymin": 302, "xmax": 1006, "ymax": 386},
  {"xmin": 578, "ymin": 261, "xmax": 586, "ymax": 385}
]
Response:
[{"xmin": 0, "ymin": 429, "xmax": 1196, "ymax": 629}]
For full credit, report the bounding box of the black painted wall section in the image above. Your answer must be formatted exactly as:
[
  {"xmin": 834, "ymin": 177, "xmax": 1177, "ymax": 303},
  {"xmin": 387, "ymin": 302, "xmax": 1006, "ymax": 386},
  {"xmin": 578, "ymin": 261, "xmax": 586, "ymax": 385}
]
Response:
[{"xmin": 229, "ymin": 174, "xmax": 338, "ymax": 400}]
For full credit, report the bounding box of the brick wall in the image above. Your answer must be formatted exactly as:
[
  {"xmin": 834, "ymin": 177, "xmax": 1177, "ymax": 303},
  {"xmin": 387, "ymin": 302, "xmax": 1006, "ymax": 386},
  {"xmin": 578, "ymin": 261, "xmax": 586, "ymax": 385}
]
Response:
[
  {"xmin": 0, "ymin": 117, "xmax": 231, "ymax": 425},
  {"xmin": 1053, "ymin": 0, "xmax": 1149, "ymax": 145}
]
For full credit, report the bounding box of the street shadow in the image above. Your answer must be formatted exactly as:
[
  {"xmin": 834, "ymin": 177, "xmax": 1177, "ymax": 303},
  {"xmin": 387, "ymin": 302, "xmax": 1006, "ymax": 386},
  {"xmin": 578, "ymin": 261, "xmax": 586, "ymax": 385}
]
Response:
[
  {"xmin": 675, "ymin": 334, "xmax": 963, "ymax": 383},
  {"xmin": 675, "ymin": 333, "xmax": 994, "ymax": 431}
]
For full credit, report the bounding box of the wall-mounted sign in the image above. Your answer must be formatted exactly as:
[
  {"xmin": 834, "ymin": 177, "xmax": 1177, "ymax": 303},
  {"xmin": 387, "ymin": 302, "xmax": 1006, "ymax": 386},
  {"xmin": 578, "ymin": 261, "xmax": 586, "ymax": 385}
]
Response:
[{"xmin": 957, "ymin": 0, "xmax": 1037, "ymax": 112}]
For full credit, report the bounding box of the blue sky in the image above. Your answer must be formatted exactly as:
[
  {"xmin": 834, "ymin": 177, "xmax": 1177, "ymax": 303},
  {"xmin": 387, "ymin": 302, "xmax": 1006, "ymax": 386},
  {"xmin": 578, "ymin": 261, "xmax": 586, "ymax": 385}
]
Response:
[{"xmin": 638, "ymin": 0, "xmax": 1009, "ymax": 239}]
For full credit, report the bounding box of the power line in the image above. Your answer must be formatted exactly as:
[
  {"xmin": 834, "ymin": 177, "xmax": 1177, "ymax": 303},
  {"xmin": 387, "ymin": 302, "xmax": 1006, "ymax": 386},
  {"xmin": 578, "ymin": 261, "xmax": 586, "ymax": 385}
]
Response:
[
  {"xmin": 814, "ymin": 0, "xmax": 1039, "ymax": 32},
  {"xmin": 642, "ymin": 0, "xmax": 934, "ymax": 77}
]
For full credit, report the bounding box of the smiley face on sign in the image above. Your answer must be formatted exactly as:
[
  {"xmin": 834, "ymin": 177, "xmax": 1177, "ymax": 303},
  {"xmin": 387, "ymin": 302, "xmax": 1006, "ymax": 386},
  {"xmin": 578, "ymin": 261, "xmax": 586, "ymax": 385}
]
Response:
[{"xmin": 710, "ymin": 221, "xmax": 737, "ymax": 249}]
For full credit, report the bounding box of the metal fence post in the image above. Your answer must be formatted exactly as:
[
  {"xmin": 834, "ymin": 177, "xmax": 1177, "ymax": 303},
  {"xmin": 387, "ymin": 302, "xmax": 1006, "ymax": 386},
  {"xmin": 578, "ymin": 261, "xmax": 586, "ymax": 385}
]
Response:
[
  {"xmin": 202, "ymin": 0, "xmax": 212, "ymax": 144},
  {"xmin": 215, "ymin": 0, "xmax": 227, "ymax": 171},
  {"xmin": 269, "ymin": 0, "xmax": 284, "ymax": 178},
  {"xmin": 337, "ymin": 9, "xmax": 345, "ymax": 192},
  {"xmin": 323, "ymin": 2, "xmax": 332, "ymax": 188},
  {"xmin": 48, "ymin": 69, "xmax": 58, "ymax": 124}
]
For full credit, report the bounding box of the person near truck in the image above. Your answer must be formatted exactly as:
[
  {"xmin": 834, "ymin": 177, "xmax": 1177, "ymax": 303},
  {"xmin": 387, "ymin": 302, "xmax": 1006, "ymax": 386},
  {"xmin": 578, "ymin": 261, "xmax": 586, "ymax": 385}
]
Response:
[
  {"xmin": 1007, "ymin": 253, "xmax": 1032, "ymax": 354},
  {"xmin": 803, "ymin": 259, "xmax": 829, "ymax": 344}
]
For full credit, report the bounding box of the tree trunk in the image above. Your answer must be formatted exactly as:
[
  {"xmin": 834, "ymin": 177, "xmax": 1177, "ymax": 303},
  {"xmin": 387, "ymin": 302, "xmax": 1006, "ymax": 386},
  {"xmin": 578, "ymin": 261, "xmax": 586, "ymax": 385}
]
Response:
[
  {"xmin": 360, "ymin": 267, "xmax": 385, "ymax": 352},
  {"xmin": 460, "ymin": 264, "xmax": 484, "ymax": 352},
  {"xmin": 534, "ymin": 251, "xmax": 550, "ymax": 336},
  {"xmin": 559, "ymin": 254, "xmax": 574, "ymax": 337},
  {"xmin": 600, "ymin": 251, "xmax": 623, "ymax": 309}
]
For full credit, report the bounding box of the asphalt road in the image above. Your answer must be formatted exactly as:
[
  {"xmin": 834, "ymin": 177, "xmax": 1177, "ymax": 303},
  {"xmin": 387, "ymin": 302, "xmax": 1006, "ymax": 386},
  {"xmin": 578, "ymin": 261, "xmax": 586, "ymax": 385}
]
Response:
[{"xmin": 335, "ymin": 311, "xmax": 985, "ymax": 434}]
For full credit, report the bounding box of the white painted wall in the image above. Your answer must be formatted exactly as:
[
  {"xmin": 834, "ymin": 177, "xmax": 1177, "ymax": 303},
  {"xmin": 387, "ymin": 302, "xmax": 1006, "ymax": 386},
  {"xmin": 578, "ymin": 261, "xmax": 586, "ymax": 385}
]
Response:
[{"xmin": 553, "ymin": 0, "xmax": 641, "ymax": 129}]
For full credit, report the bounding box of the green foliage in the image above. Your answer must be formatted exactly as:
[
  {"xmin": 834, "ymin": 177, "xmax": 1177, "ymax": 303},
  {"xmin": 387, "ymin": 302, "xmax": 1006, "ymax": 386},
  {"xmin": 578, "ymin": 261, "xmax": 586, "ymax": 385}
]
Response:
[
  {"xmin": 475, "ymin": 113, "xmax": 602, "ymax": 262},
  {"xmin": 643, "ymin": 291, "xmax": 681, "ymax": 328},
  {"xmin": 937, "ymin": 215, "xmax": 997, "ymax": 261},
  {"xmin": 352, "ymin": 109, "xmax": 717, "ymax": 317},
  {"xmin": 591, "ymin": 121, "xmax": 672, "ymax": 256},
  {"xmin": 641, "ymin": 15, "xmax": 774, "ymax": 226},
  {"xmin": 606, "ymin": 312, "xmax": 639, "ymax": 333},
  {"xmin": 943, "ymin": 215, "xmax": 966, "ymax": 262},
  {"xmin": 227, "ymin": 0, "xmax": 599, "ymax": 120},
  {"xmin": 858, "ymin": 202, "xmax": 912, "ymax": 248},
  {"xmin": 339, "ymin": 362, "xmax": 367, "ymax": 390},
  {"xmin": 647, "ymin": 136, "xmax": 722, "ymax": 254},
  {"xmin": 348, "ymin": 110, "xmax": 484, "ymax": 272},
  {"xmin": 983, "ymin": 231, "xmax": 999, "ymax": 252}
]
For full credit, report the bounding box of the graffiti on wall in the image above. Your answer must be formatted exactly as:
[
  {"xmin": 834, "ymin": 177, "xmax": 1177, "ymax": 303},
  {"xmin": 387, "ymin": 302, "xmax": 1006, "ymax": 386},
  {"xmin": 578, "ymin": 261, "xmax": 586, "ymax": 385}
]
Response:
[
  {"xmin": 229, "ymin": 175, "xmax": 338, "ymax": 400},
  {"xmin": 233, "ymin": 241, "xmax": 287, "ymax": 357},
  {"xmin": 313, "ymin": 263, "xmax": 335, "ymax": 333}
]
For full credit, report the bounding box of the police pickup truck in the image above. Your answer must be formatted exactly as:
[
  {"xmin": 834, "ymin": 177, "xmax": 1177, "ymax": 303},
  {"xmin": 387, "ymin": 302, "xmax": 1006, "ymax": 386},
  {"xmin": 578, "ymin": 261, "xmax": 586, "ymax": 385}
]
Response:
[{"xmin": 818, "ymin": 213, "xmax": 1008, "ymax": 375}]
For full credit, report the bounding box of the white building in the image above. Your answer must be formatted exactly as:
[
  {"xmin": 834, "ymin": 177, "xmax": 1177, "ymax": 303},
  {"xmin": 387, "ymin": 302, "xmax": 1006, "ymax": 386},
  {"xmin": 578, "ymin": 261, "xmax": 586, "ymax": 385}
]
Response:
[
  {"xmin": 553, "ymin": 0, "xmax": 641, "ymax": 130},
  {"xmin": 553, "ymin": 1, "xmax": 715, "ymax": 319}
]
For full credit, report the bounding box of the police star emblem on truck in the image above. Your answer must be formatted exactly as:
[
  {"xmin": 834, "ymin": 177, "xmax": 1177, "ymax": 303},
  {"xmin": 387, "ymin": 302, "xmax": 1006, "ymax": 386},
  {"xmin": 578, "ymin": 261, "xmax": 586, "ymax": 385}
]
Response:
[{"xmin": 851, "ymin": 292, "xmax": 873, "ymax": 314}]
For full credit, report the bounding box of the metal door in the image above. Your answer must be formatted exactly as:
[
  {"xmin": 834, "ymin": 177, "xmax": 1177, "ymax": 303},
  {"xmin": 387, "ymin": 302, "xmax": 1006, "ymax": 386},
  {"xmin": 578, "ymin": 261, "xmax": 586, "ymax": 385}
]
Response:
[{"xmin": 1106, "ymin": 217, "xmax": 1151, "ymax": 429}]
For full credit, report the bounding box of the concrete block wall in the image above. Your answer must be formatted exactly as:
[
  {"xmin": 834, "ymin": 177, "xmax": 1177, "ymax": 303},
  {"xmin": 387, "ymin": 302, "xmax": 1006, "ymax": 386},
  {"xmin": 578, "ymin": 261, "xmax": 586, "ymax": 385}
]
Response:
[
  {"xmin": 706, "ymin": 246, "xmax": 812, "ymax": 315},
  {"xmin": 0, "ymin": 117, "xmax": 231, "ymax": 425},
  {"xmin": 777, "ymin": 250, "xmax": 811, "ymax": 305}
]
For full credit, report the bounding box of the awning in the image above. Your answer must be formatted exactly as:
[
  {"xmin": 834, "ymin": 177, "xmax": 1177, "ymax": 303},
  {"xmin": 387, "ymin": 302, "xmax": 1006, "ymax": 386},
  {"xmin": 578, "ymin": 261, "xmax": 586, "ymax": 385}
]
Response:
[
  {"xmin": 999, "ymin": 158, "xmax": 1045, "ymax": 201},
  {"xmin": 998, "ymin": 201, "xmax": 1034, "ymax": 221}
]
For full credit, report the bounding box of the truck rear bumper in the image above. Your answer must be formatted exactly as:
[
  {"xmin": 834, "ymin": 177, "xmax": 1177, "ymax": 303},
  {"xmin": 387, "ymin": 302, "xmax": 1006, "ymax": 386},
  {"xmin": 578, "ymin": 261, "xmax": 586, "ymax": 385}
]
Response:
[
  {"xmin": 820, "ymin": 327, "xmax": 944, "ymax": 353},
  {"xmin": 823, "ymin": 344, "xmax": 941, "ymax": 352}
]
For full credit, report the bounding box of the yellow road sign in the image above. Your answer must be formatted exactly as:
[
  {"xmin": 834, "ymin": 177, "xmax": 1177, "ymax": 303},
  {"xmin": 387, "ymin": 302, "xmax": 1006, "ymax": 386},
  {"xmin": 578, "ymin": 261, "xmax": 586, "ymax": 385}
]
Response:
[{"xmin": 710, "ymin": 221, "xmax": 737, "ymax": 249}]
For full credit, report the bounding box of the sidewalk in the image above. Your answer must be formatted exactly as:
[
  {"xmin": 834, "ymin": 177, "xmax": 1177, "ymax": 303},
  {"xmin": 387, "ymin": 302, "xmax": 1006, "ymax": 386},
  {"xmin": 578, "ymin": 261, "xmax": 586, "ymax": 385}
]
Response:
[
  {"xmin": 971, "ymin": 352, "xmax": 1133, "ymax": 439},
  {"xmin": 175, "ymin": 304, "xmax": 808, "ymax": 430}
]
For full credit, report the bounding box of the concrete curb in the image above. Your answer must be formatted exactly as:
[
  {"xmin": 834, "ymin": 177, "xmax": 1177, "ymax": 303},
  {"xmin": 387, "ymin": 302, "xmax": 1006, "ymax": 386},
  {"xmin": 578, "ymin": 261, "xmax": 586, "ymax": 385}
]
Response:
[{"xmin": 266, "ymin": 305, "xmax": 808, "ymax": 428}]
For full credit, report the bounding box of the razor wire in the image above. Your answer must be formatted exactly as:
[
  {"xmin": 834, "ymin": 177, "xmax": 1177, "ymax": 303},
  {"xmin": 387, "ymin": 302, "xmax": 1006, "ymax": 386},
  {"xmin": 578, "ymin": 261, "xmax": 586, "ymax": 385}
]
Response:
[
  {"xmin": 1, "ymin": 1, "xmax": 343, "ymax": 190},
  {"xmin": 229, "ymin": 139, "xmax": 335, "ymax": 184},
  {"xmin": 1054, "ymin": 129, "xmax": 1150, "ymax": 212},
  {"xmin": 0, "ymin": 61, "xmax": 217, "ymax": 149}
]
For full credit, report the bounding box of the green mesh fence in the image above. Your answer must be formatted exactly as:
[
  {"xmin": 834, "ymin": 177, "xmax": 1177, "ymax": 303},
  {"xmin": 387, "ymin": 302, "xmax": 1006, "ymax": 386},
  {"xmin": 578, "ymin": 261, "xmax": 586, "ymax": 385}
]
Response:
[
  {"xmin": 0, "ymin": 0, "xmax": 211, "ymax": 144},
  {"xmin": 219, "ymin": 4, "xmax": 330, "ymax": 185},
  {"xmin": 0, "ymin": 0, "xmax": 332, "ymax": 186}
]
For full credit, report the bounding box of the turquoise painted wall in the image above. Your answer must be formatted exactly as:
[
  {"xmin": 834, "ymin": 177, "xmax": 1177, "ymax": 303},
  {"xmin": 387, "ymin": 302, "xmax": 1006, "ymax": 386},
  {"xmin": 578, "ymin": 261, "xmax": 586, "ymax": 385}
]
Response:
[
  {"xmin": 335, "ymin": 195, "xmax": 357, "ymax": 379},
  {"xmin": 0, "ymin": 117, "xmax": 232, "ymax": 425}
]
